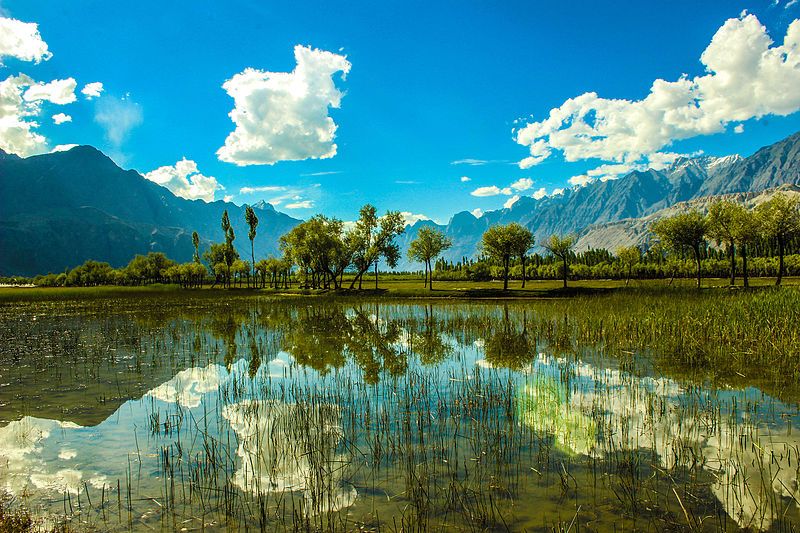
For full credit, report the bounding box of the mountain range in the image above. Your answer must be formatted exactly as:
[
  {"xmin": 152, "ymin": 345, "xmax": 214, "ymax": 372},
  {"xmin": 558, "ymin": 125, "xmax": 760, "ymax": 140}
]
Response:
[{"xmin": 1, "ymin": 132, "xmax": 799, "ymax": 276}]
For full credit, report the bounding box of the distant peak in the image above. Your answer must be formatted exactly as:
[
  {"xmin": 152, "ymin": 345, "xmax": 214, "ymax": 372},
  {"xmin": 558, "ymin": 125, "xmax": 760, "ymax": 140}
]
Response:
[{"xmin": 250, "ymin": 199, "xmax": 275, "ymax": 211}]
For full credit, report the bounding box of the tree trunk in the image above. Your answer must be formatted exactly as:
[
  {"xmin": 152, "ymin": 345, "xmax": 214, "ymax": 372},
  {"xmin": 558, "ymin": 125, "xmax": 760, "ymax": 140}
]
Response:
[
  {"xmin": 742, "ymin": 244, "xmax": 749, "ymax": 288},
  {"xmin": 521, "ymin": 256, "xmax": 526, "ymax": 288},
  {"xmin": 251, "ymin": 240, "xmax": 255, "ymax": 280},
  {"xmin": 375, "ymin": 260, "xmax": 379, "ymax": 290},
  {"xmin": 729, "ymin": 242, "xmax": 736, "ymax": 286},
  {"xmin": 423, "ymin": 261, "xmax": 428, "ymax": 288},
  {"xmin": 562, "ymin": 256, "xmax": 568, "ymax": 288},
  {"xmin": 428, "ymin": 260, "xmax": 433, "ymax": 291},
  {"xmin": 503, "ymin": 257, "xmax": 509, "ymax": 290},
  {"xmin": 694, "ymin": 246, "xmax": 702, "ymax": 289},
  {"xmin": 777, "ymin": 237, "xmax": 785, "ymax": 286}
]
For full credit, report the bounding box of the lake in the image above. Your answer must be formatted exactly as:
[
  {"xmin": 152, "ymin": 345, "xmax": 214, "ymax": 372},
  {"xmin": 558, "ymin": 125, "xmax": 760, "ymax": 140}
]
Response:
[{"xmin": 1, "ymin": 292, "xmax": 799, "ymax": 531}]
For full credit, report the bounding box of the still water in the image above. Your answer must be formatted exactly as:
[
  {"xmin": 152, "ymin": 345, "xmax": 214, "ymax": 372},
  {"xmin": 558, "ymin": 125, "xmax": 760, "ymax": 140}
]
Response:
[{"xmin": 1, "ymin": 295, "xmax": 799, "ymax": 531}]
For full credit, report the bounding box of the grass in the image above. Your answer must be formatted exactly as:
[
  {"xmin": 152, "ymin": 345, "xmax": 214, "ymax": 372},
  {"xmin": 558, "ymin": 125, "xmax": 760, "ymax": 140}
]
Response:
[{"xmin": 1, "ymin": 276, "xmax": 799, "ymax": 302}]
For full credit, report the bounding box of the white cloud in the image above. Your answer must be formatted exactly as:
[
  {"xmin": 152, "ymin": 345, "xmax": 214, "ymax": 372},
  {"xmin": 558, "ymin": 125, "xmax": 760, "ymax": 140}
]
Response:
[
  {"xmin": 510, "ymin": 177, "xmax": 534, "ymax": 191},
  {"xmin": 400, "ymin": 212, "xmax": 431, "ymax": 226},
  {"xmin": 51, "ymin": 144, "xmax": 78, "ymax": 153},
  {"xmin": 587, "ymin": 163, "xmax": 635, "ymax": 178},
  {"xmin": 551, "ymin": 188, "xmax": 565, "ymax": 196},
  {"xmin": 452, "ymin": 158, "xmax": 488, "ymax": 165},
  {"xmin": 0, "ymin": 16, "xmax": 51, "ymax": 65},
  {"xmin": 532, "ymin": 187, "xmax": 547, "ymax": 200},
  {"xmin": 503, "ymin": 195, "xmax": 520, "ymax": 209},
  {"xmin": 515, "ymin": 14, "xmax": 800, "ymax": 169},
  {"xmin": 217, "ymin": 45, "xmax": 351, "ymax": 166},
  {"xmin": 143, "ymin": 158, "xmax": 224, "ymax": 202},
  {"xmin": 470, "ymin": 208, "xmax": 484, "ymax": 218},
  {"xmin": 471, "ymin": 185, "xmax": 504, "ymax": 197},
  {"xmin": 94, "ymin": 94, "xmax": 143, "ymax": 147},
  {"xmin": 81, "ymin": 82, "xmax": 104, "ymax": 99},
  {"xmin": 284, "ymin": 200, "xmax": 314, "ymax": 209},
  {"xmin": 23, "ymin": 78, "xmax": 76, "ymax": 105},
  {"xmin": 301, "ymin": 170, "xmax": 341, "ymax": 176},
  {"xmin": 239, "ymin": 185, "xmax": 287, "ymax": 194},
  {"xmin": 224, "ymin": 195, "xmax": 235, "ymax": 203},
  {"xmin": 52, "ymin": 112, "xmax": 71, "ymax": 124},
  {"xmin": 734, "ymin": 123, "xmax": 745, "ymax": 133},
  {"xmin": 568, "ymin": 175, "xmax": 594, "ymax": 187},
  {"xmin": 460, "ymin": 176, "xmax": 471, "ymax": 182},
  {"xmin": 0, "ymin": 74, "xmax": 73, "ymax": 156}
]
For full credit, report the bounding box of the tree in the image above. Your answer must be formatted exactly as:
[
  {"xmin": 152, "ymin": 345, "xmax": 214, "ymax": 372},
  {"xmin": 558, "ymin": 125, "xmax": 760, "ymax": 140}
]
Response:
[
  {"xmin": 755, "ymin": 193, "xmax": 800, "ymax": 286},
  {"xmin": 651, "ymin": 211, "xmax": 707, "ymax": 289},
  {"xmin": 346, "ymin": 205, "xmax": 405, "ymax": 290},
  {"xmin": 482, "ymin": 223, "xmax": 531, "ymax": 290},
  {"xmin": 280, "ymin": 215, "xmax": 350, "ymax": 289},
  {"xmin": 245, "ymin": 205, "xmax": 259, "ymax": 279},
  {"xmin": 220, "ymin": 210, "xmax": 236, "ymax": 288},
  {"xmin": 617, "ymin": 246, "xmax": 641, "ymax": 286},
  {"xmin": 204, "ymin": 242, "xmax": 239, "ymax": 287},
  {"xmin": 192, "ymin": 231, "xmax": 201, "ymax": 263},
  {"xmin": 509, "ymin": 224, "xmax": 534, "ymax": 288},
  {"xmin": 706, "ymin": 200, "xmax": 740, "ymax": 286},
  {"xmin": 544, "ymin": 234, "xmax": 576, "ymax": 289},
  {"xmin": 407, "ymin": 226, "xmax": 452, "ymax": 290},
  {"xmin": 730, "ymin": 206, "xmax": 759, "ymax": 288}
]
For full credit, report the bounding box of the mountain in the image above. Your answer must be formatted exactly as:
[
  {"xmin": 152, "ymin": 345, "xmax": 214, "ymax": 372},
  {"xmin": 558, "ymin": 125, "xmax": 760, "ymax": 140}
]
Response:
[
  {"xmin": 395, "ymin": 132, "xmax": 800, "ymax": 269},
  {"xmin": 0, "ymin": 146, "xmax": 301, "ymax": 276}
]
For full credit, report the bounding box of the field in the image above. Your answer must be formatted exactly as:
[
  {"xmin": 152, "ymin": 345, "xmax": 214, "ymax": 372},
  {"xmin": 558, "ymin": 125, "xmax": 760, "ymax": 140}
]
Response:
[{"xmin": 1, "ymin": 285, "xmax": 800, "ymax": 531}]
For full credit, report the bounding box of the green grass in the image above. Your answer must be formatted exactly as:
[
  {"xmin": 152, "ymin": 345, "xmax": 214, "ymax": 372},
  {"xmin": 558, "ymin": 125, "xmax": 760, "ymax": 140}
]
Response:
[{"xmin": 2, "ymin": 276, "xmax": 798, "ymax": 302}]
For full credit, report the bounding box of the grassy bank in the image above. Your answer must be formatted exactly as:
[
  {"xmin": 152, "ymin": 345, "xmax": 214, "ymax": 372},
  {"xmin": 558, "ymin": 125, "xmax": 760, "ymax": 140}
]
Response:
[{"xmin": 1, "ymin": 276, "xmax": 799, "ymax": 302}]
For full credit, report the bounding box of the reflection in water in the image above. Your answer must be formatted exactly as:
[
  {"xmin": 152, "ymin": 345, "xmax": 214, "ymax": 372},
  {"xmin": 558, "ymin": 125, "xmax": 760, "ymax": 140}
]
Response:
[
  {"xmin": 518, "ymin": 354, "xmax": 800, "ymax": 530},
  {"xmin": 1, "ymin": 298, "xmax": 800, "ymax": 530},
  {"xmin": 223, "ymin": 400, "xmax": 356, "ymax": 515}
]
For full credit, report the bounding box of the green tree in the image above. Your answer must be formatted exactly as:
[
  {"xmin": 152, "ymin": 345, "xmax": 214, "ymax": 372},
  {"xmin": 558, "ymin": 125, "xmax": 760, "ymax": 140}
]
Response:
[
  {"xmin": 347, "ymin": 205, "xmax": 405, "ymax": 290},
  {"xmin": 509, "ymin": 224, "xmax": 534, "ymax": 288},
  {"xmin": 280, "ymin": 215, "xmax": 350, "ymax": 289},
  {"xmin": 616, "ymin": 246, "xmax": 641, "ymax": 286},
  {"xmin": 544, "ymin": 234, "xmax": 576, "ymax": 289},
  {"xmin": 245, "ymin": 205, "xmax": 259, "ymax": 279},
  {"xmin": 407, "ymin": 226, "xmax": 452, "ymax": 290},
  {"xmin": 706, "ymin": 200, "xmax": 740, "ymax": 286},
  {"xmin": 755, "ymin": 193, "xmax": 800, "ymax": 286},
  {"xmin": 192, "ymin": 231, "xmax": 201, "ymax": 263},
  {"xmin": 730, "ymin": 206, "xmax": 760, "ymax": 288},
  {"xmin": 220, "ymin": 210, "xmax": 236, "ymax": 287},
  {"xmin": 651, "ymin": 211, "xmax": 707, "ymax": 289},
  {"xmin": 481, "ymin": 223, "xmax": 531, "ymax": 290}
]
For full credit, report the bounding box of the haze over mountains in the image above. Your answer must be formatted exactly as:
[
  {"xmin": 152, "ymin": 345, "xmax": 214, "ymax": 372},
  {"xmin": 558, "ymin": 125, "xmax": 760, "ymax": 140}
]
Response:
[{"xmin": 1, "ymin": 132, "xmax": 800, "ymax": 276}]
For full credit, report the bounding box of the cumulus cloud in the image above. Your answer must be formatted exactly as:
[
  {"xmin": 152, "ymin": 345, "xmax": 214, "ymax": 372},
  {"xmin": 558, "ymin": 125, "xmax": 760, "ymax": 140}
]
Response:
[
  {"xmin": 52, "ymin": 112, "xmax": 71, "ymax": 124},
  {"xmin": 503, "ymin": 195, "xmax": 520, "ymax": 209},
  {"xmin": 81, "ymin": 82, "xmax": 104, "ymax": 99},
  {"xmin": 532, "ymin": 187, "xmax": 547, "ymax": 199},
  {"xmin": 23, "ymin": 78, "xmax": 76, "ymax": 104},
  {"xmin": 568, "ymin": 175, "xmax": 594, "ymax": 188},
  {"xmin": 734, "ymin": 123, "xmax": 745, "ymax": 133},
  {"xmin": 471, "ymin": 185, "xmax": 509, "ymax": 197},
  {"xmin": 143, "ymin": 158, "xmax": 224, "ymax": 202},
  {"xmin": 94, "ymin": 94, "xmax": 143, "ymax": 147},
  {"xmin": 515, "ymin": 14, "xmax": 800, "ymax": 169},
  {"xmin": 400, "ymin": 212, "xmax": 431, "ymax": 226},
  {"xmin": 0, "ymin": 16, "xmax": 51, "ymax": 65},
  {"xmin": 217, "ymin": 45, "xmax": 351, "ymax": 166},
  {"xmin": 510, "ymin": 177, "xmax": 534, "ymax": 191},
  {"xmin": 460, "ymin": 176, "xmax": 471, "ymax": 182},
  {"xmin": 0, "ymin": 74, "xmax": 75, "ymax": 156}
]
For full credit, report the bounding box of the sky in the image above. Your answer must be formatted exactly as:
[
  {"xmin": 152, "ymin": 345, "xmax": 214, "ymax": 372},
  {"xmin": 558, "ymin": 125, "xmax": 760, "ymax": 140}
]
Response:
[{"xmin": 2, "ymin": 0, "xmax": 800, "ymax": 224}]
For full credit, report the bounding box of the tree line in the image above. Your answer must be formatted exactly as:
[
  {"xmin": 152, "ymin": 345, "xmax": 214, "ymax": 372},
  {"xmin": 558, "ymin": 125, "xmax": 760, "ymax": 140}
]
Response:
[{"xmin": 26, "ymin": 193, "xmax": 800, "ymax": 289}]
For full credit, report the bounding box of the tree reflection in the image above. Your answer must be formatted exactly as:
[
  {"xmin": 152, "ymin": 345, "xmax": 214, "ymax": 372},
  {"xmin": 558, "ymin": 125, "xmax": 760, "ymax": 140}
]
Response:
[
  {"xmin": 484, "ymin": 307, "xmax": 535, "ymax": 370},
  {"xmin": 409, "ymin": 305, "xmax": 452, "ymax": 365}
]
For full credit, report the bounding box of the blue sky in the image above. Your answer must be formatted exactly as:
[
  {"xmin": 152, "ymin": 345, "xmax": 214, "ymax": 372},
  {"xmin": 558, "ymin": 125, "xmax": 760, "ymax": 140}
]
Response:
[{"xmin": 2, "ymin": 0, "xmax": 800, "ymax": 223}]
